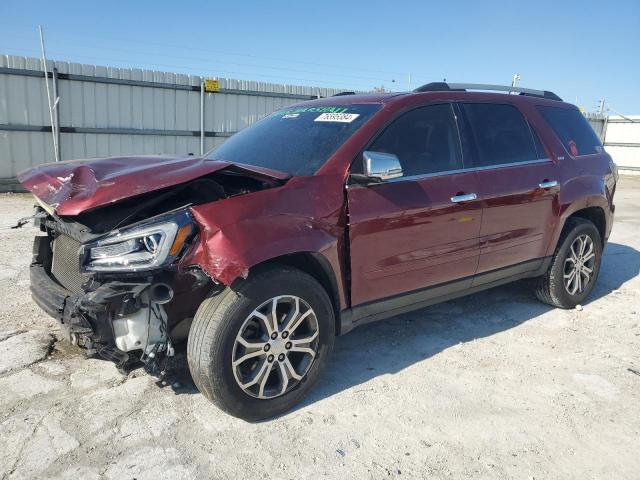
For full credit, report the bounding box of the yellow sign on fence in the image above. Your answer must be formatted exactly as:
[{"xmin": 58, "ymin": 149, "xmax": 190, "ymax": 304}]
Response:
[{"xmin": 204, "ymin": 79, "xmax": 220, "ymax": 92}]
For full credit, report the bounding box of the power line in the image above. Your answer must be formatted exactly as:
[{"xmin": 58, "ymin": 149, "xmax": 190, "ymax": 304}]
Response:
[
  {"xmin": 51, "ymin": 30, "xmax": 411, "ymax": 77},
  {"xmin": 0, "ymin": 23, "xmax": 426, "ymax": 79},
  {"xmin": 41, "ymin": 40, "xmax": 397, "ymax": 84},
  {"xmin": 0, "ymin": 46, "xmax": 376, "ymax": 90}
]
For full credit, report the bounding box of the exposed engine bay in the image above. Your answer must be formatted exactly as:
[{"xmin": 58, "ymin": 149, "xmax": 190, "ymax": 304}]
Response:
[
  {"xmin": 73, "ymin": 169, "xmax": 271, "ymax": 233},
  {"xmin": 26, "ymin": 166, "xmax": 285, "ymax": 372}
]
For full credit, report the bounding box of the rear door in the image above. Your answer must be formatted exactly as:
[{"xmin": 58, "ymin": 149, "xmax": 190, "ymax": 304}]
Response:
[
  {"xmin": 457, "ymin": 102, "xmax": 560, "ymax": 284},
  {"xmin": 347, "ymin": 103, "xmax": 482, "ymax": 306}
]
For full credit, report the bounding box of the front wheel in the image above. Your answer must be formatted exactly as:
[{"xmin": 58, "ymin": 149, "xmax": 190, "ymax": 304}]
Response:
[
  {"xmin": 534, "ymin": 217, "xmax": 603, "ymax": 308},
  {"xmin": 187, "ymin": 266, "xmax": 335, "ymax": 421}
]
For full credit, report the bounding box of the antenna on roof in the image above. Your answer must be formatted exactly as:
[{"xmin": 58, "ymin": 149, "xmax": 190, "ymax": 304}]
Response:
[{"xmin": 511, "ymin": 74, "xmax": 521, "ymax": 91}]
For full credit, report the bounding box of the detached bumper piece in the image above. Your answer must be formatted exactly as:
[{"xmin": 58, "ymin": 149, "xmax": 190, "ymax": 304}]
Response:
[
  {"xmin": 30, "ymin": 264, "xmax": 71, "ymax": 320},
  {"xmin": 30, "ymin": 261, "xmax": 174, "ymax": 372},
  {"xmin": 30, "ymin": 264, "xmax": 95, "ymax": 344}
]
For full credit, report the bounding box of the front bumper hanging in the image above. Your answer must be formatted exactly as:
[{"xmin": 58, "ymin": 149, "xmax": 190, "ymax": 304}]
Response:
[{"xmin": 30, "ymin": 258, "xmax": 175, "ymax": 369}]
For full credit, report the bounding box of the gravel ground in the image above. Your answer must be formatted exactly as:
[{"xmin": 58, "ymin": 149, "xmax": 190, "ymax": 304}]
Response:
[{"xmin": 0, "ymin": 177, "xmax": 638, "ymax": 479}]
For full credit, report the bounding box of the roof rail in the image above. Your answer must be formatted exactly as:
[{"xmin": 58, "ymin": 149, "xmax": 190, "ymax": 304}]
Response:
[
  {"xmin": 332, "ymin": 91, "xmax": 356, "ymax": 96},
  {"xmin": 413, "ymin": 82, "xmax": 562, "ymax": 101}
]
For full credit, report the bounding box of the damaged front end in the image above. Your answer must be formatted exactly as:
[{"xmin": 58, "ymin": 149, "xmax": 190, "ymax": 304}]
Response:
[
  {"xmin": 22, "ymin": 158, "xmax": 288, "ymax": 372},
  {"xmin": 30, "ymin": 207, "xmax": 211, "ymax": 371}
]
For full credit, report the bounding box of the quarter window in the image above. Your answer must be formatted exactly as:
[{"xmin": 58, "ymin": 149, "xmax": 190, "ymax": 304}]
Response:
[
  {"xmin": 537, "ymin": 106, "xmax": 603, "ymax": 156},
  {"xmin": 461, "ymin": 103, "xmax": 538, "ymax": 167},
  {"xmin": 367, "ymin": 103, "xmax": 463, "ymax": 177}
]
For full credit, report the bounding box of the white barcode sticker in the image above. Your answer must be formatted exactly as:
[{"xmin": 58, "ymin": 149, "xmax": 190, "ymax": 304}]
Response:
[{"xmin": 314, "ymin": 113, "xmax": 360, "ymax": 123}]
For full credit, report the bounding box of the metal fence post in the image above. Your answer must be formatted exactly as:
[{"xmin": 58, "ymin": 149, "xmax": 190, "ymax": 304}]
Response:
[
  {"xmin": 52, "ymin": 67, "xmax": 61, "ymax": 161},
  {"xmin": 0, "ymin": 54, "xmax": 349, "ymax": 191},
  {"xmin": 200, "ymin": 80, "xmax": 205, "ymax": 156}
]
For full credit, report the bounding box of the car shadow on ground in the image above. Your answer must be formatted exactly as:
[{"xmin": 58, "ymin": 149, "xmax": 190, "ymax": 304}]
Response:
[
  {"xmin": 166, "ymin": 242, "xmax": 640, "ymax": 409},
  {"xmin": 299, "ymin": 242, "xmax": 640, "ymax": 409}
]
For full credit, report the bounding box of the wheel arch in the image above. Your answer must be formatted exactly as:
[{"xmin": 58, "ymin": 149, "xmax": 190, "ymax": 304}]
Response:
[
  {"xmin": 248, "ymin": 252, "xmax": 343, "ymax": 335},
  {"xmin": 554, "ymin": 172, "xmax": 612, "ymax": 247},
  {"xmin": 568, "ymin": 206, "xmax": 606, "ymax": 244},
  {"xmin": 547, "ymin": 191, "xmax": 609, "ymax": 257}
]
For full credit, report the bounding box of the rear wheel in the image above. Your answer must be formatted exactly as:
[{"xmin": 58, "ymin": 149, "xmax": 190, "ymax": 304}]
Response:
[
  {"xmin": 534, "ymin": 217, "xmax": 602, "ymax": 308},
  {"xmin": 187, "ymin": 266, "xmax": 335, "ymax": 421}
]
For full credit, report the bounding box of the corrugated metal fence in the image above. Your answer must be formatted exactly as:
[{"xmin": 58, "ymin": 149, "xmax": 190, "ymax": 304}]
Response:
[
  {"xmin": 3, "ymin": 54, "xmax": 636, "ymax": 191},
  {"xmin": 0, "ymin": 54, "xmax": 346, "ymax": 191}
]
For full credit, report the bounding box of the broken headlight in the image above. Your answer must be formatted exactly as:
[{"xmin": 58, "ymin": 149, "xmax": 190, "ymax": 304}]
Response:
[{"xmin": 83, "ymin": 211, "xmax": 193, "ymax": 272}]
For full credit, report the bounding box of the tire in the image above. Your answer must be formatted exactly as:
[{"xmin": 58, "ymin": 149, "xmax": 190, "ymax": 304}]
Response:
[
  {"xmin": 534, "ymin": 217, "xmax": 603, "ymax": 308},
  {"xmin": 187, "ymin": 265, "xmax": 335, "ymax": 421}
]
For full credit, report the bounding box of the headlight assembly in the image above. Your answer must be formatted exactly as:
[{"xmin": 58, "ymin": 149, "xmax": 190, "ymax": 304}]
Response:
[{"xmin": 82, "ymin": 211, "xmax": 193, "ymax": 273}]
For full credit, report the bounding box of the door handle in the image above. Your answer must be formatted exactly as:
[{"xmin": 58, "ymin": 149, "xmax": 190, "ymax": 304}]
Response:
[
  {"xmin": 538, "ymin": 180, "xmax": 558, "ymax": 189},
  {"xmin": 450, "ymin": 193, "xmax": 477, "ymax": 203}
]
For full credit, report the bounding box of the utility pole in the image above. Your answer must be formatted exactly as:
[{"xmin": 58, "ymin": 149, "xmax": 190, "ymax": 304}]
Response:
[
  {"xmin": 38, "ymin": 25, "xmax": 60, "ymax": 162},
  {"xmin": 598, "ymin": 98, "xmax": 606, "ymax": 116},
  {"xmin": 407, "ymin": 73, "xmax": 412, "ymax": 91}
]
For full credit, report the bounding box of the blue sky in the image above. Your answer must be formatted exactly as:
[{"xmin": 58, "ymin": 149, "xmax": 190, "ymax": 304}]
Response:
[{"xmin": 1, "ymin": 0, "xmax": 638, "ymax": 112}]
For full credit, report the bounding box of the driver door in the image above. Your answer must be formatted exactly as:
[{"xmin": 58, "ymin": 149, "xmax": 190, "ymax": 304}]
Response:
[{"xmin": 347, "ymin": 103, "xmax": 482, "ymax": 308}]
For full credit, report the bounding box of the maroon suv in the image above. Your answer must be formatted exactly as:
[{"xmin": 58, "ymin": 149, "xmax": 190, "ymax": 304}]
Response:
[{"xmin": 19, "ymin": 83, "xmax": 617, "ymax": 420}]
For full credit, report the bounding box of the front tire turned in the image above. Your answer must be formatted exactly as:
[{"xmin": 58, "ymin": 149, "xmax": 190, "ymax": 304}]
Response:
[{"xmin": 187, "ymin": 266, "xmax": 335, "ymax": 421}]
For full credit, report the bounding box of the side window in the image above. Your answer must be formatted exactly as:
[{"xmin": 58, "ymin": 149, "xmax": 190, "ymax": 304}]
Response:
[
  {"xmin": 537, "ymin": 106, "xmax": 603, "ymax": 156},
  {"xmin": 461, "ymin": 103, "xmax": 538, "ymax": 167},
  {"xmin": 368, "ymin": 103, "xmax": 462, "ymax": 177}
]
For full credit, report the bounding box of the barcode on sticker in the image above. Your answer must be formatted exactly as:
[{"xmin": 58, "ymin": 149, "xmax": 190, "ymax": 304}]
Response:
[{"xmin": 314, "ymin": 113, "xmax": 360, "ymax": 123}]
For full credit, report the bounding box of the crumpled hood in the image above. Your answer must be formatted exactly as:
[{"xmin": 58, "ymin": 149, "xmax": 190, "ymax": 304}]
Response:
[{"xmin": 17, "ymin": 155, "xmax": 289, "ymax": 216}]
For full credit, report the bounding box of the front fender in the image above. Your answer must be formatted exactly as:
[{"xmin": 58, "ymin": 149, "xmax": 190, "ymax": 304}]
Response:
[
  {"xmin": 180, "ymin": 175, "xmax": 347, "ymax": 306},
  {"xmin": 185, "ymin": 213, "xmax": 342, "ymax": 282}
]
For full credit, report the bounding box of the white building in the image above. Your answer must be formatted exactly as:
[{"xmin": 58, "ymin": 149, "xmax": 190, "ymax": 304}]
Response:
[{"xmin": 604, "ymin": 116, "xmax": 640, "ymax": 172}]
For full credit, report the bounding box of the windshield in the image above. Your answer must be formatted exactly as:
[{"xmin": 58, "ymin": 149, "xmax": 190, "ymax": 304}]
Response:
[{"xmin": 205, "ymin": 104, "xmax": 381, "ymax": 176}]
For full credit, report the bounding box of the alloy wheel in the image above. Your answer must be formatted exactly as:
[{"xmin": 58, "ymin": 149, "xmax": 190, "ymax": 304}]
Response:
[
  {"xmin": 563, "ymin": 234, "xmax": 596, "ymax": 295},
  {"xmin": 231, "ymin": 295, "xmax": 320, "ymax": 399}
]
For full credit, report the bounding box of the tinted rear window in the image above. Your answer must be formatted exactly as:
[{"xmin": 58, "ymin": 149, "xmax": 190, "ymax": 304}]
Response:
[
  {"xmin": 537, "ymin": 106, "xmax": 603, "ymax": 156},
  {"xmin": 461, "ymin": 103, "xmax": 538, "ymax": 167},
  {"xmin": 206, "ymin": 104, "xmax": 381, "ymax": 176}
]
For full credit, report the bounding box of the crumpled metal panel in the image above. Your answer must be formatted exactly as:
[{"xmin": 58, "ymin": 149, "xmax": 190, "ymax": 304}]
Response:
[
  {"xmin": 17, "ymin": 154, "xmax": 289, "ymax": 215},
  {"xmin": 181, "ymin": 175, "xmax": 348, "ymax": 308}
]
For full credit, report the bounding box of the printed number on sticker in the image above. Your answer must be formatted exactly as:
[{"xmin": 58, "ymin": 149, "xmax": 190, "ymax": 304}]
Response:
[{"xmin": 314, "ymin": 113, "xmax": 360, "ymax": 123}]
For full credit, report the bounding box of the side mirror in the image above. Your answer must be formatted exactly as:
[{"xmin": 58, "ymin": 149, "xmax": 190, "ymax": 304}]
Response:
[{"xmin": 363, "ymin": 151, "xmax": 403, "ymax": 181}]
